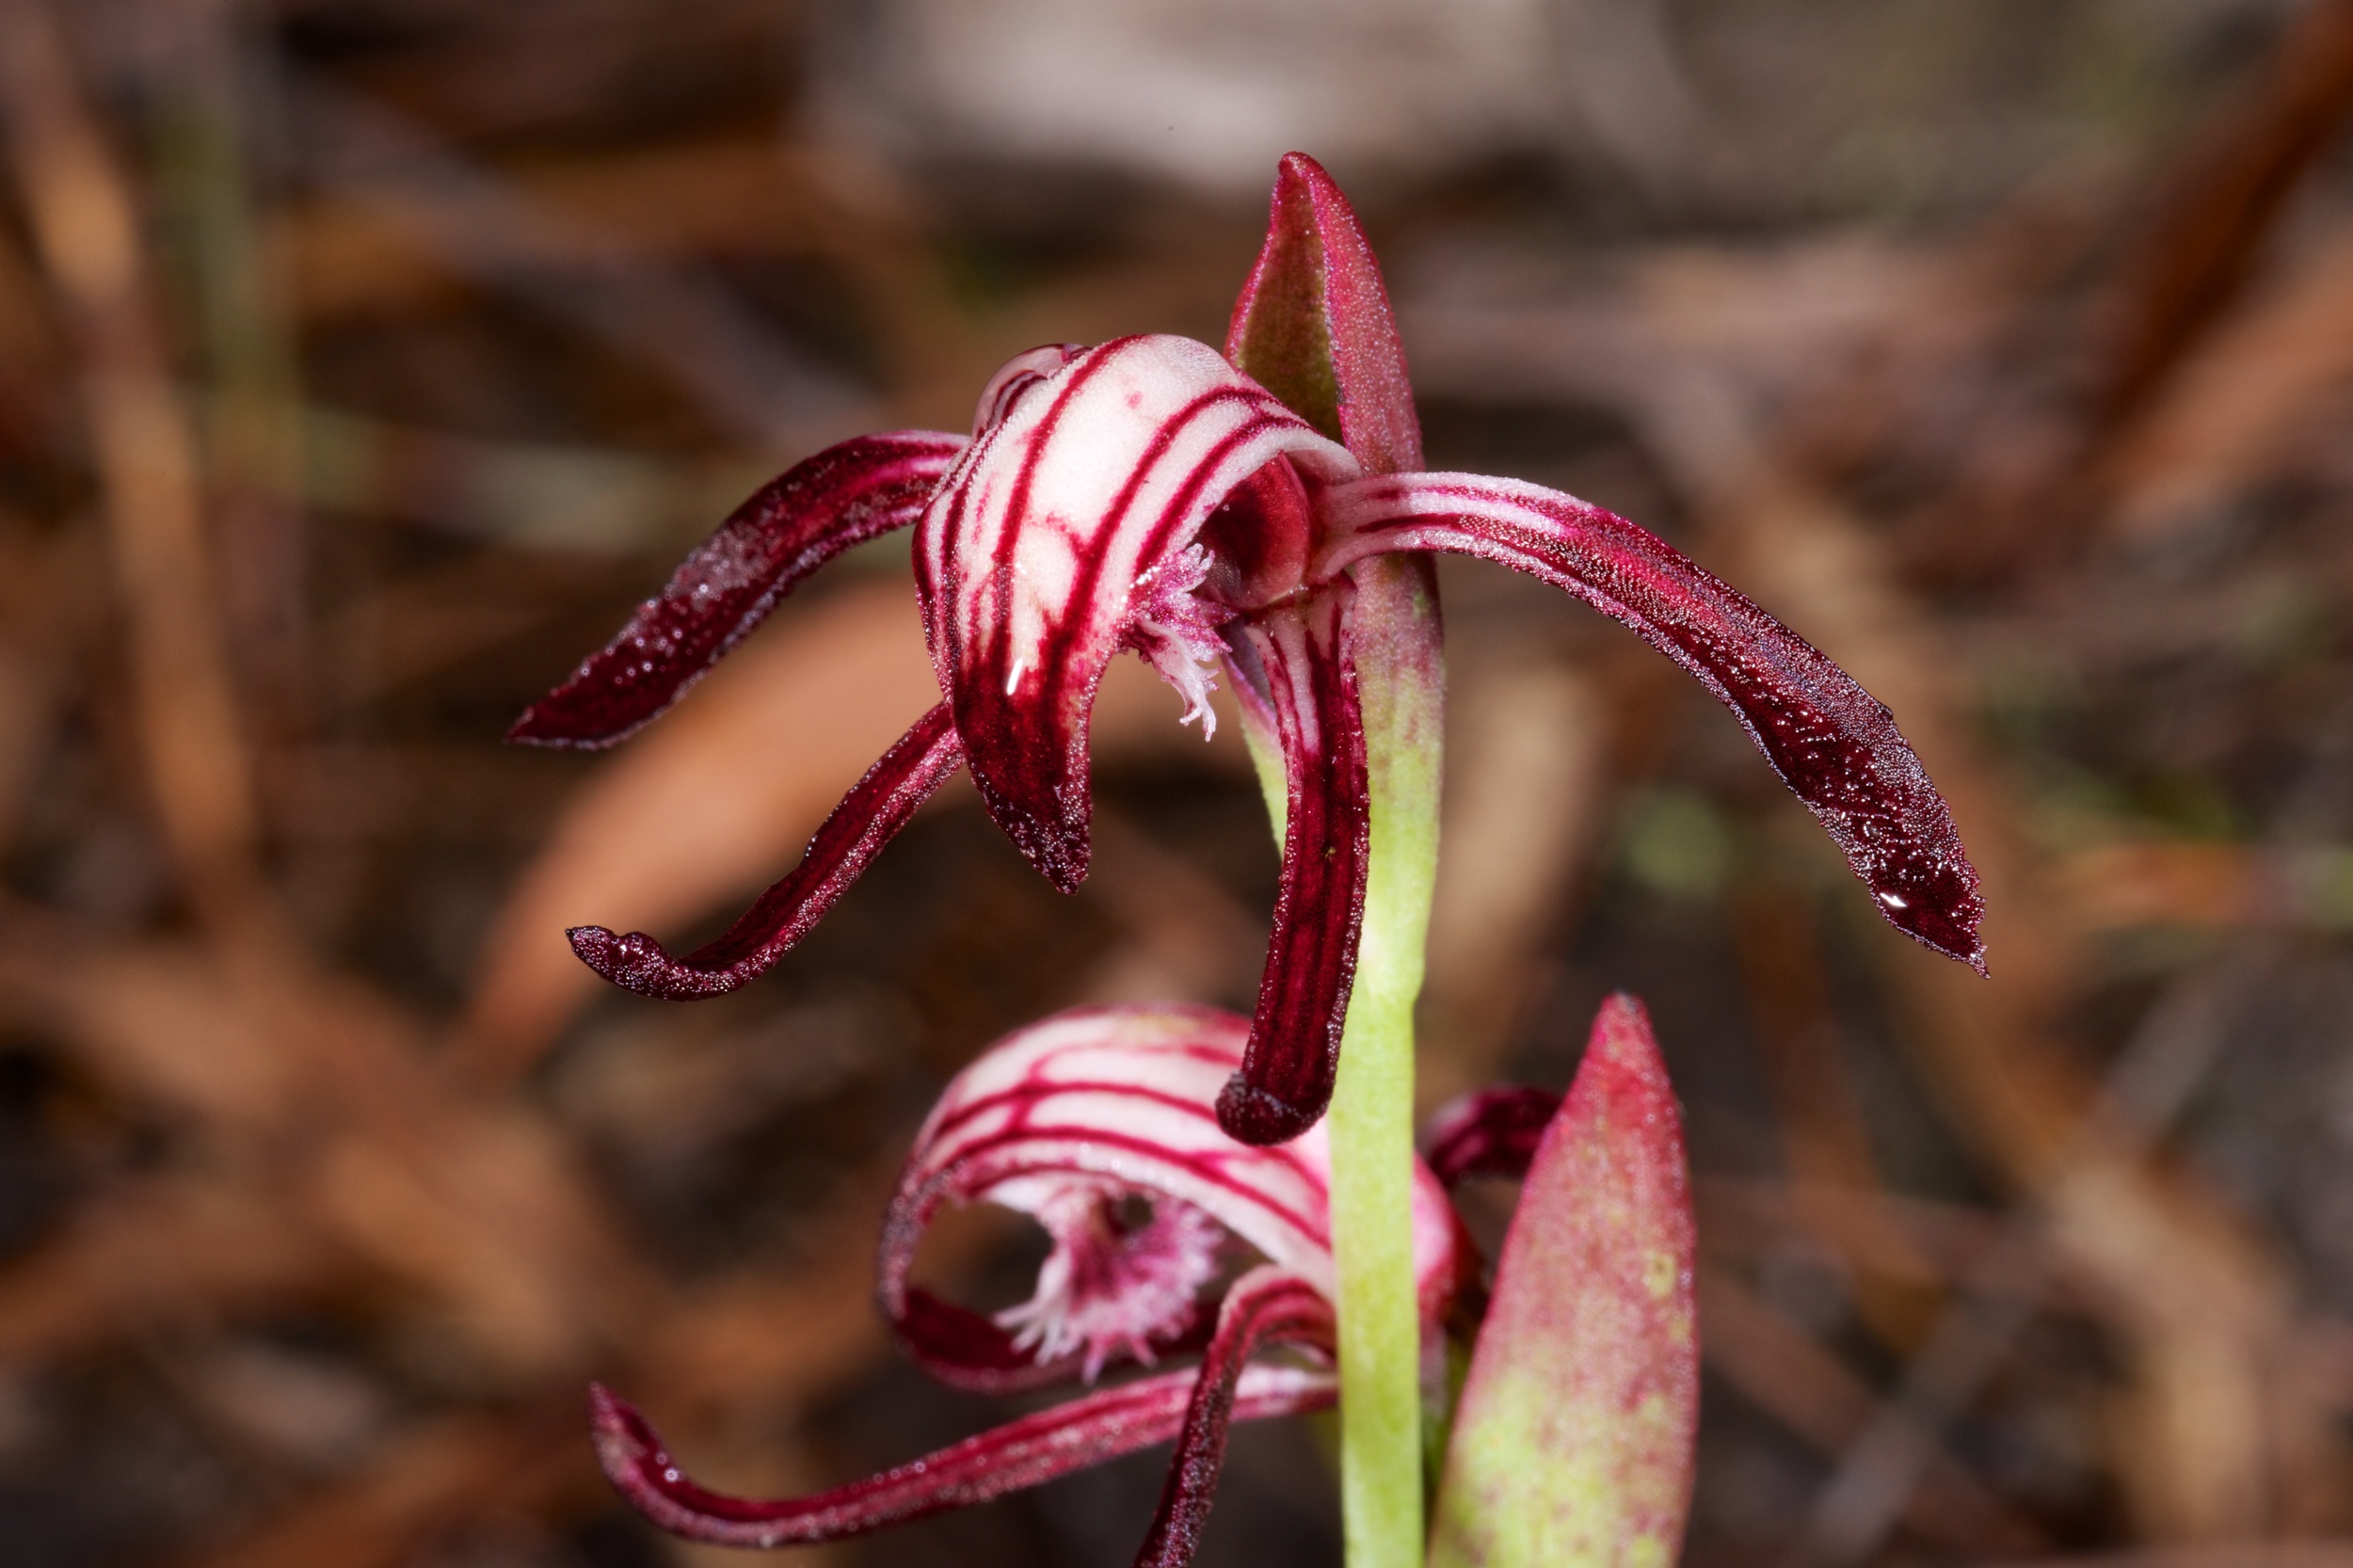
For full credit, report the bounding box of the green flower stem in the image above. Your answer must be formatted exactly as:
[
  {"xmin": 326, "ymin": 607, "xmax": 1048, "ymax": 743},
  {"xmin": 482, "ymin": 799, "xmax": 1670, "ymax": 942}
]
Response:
[
  {"xmin": 1333, "ymin": 553, "xmax": 1444, "ymax": 1568},
  {"xmin": 1241, "ymin": 554, "xmax": 1444, "ymax": 1568}
]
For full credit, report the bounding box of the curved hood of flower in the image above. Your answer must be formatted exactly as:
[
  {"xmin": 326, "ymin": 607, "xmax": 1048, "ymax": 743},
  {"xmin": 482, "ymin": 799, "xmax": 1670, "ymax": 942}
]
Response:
[
  {"xmin": 915, "ymin": 335, "xmax": 1358, "ymax": 891},
  {"xmin": 880, "ymin": 1002, "xmax": 1459, "ymax": 1386}
]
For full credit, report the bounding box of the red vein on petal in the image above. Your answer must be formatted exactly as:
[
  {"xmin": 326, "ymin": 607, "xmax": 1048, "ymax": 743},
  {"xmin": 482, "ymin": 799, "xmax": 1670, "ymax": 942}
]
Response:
[
  {"xmin": 1421, "ymin": 1084, "xmax": 1563, "ymax": 1188},
  {"xmin": 590, "ymin": 1364, "xmax": 1335, "ymax": 1549},
  {"xmin": 882, "ymin": 1008, "xmax": 1321, "ymax": 1389},
  {"xmin": 510, "ymin": 432, "xmax": 965, "ymax": 747},
  {"xmin": 919, "ymin": 337, "xmax": 1353, "ymax": 894},
  {"xmin": 568, "ymin": 702, "xmax": 963, "ymax": 999},
  {"xmin": 916, "ymin": 1123, "xmax": 1330, "ymax": 1250},
  {"xmin": 871, "ymin": 1006, "xmax": 1458, "ymax": 1390},
  {"xmin": 959, "ymin": 393, "xmax": 1320, "ymax": 890},
  {"xmin": 1320, "ymin": 473, "xmax": 1986, "ymax": 970},
  {"xmin": 1132, "ymin": 1269, "xmax": 1337, "ymax": 1568},
  {"xmin": 1216, "ymin": 592, "xmax": 1369, "ymax": 1146}
]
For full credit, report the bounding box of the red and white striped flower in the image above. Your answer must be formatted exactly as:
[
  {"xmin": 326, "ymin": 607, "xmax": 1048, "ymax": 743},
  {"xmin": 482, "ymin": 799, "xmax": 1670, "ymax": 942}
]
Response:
[
  {"xmin": 514, "ymin": 154, "xmax": 1983, "ymax": 1148},
  {"xmin": 588, "ymin": 1002, "xmax": 1462, "ymax": 1562},
  {"xmin": 594, "ymin": 993, "xmax": 1709, "ymax": 1568}
]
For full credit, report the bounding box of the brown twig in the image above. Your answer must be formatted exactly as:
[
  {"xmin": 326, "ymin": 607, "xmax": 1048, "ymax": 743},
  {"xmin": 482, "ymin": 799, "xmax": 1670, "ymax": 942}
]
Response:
[{"xmin": 0, "ymin": 0, "xmax": 264, "ymax": 936}]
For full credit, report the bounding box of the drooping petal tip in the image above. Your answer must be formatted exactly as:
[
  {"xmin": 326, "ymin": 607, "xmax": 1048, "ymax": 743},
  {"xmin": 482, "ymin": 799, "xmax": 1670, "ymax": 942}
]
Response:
[
  {"xmin": 1211, "ymin": 1075, "xmax": 1317, "ymax": 1148},
  {"xmin": 588, "ymin": 1384, "xmax": 727, "ymax": 1540},
  {"xmin": 1319, "ymin": 473, "xmax": 1988, "ymax": 971},
  {"xmin": 560, "ymin": 703, "xmax": 966, "ymax": 1001},
  {"xmin": 1214, "ymin": 590, "xmax": 1369, "ymax": 1148},
  {"xmin": 565, "ymin": 924, "xmax": 737, "ymax": 1000},
  {"xmin": 1131, "ymin": 1268, "xmax": 1337, "ymax": 1568}
]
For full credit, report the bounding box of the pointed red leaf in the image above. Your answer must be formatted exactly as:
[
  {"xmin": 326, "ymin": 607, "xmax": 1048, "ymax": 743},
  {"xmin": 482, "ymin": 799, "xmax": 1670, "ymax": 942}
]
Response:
[
  {"xmin": 590, "ymin": 1363, "xmax": 1334, "ymax": 1548},
  {"xmin": 1429, "ymin": 994, "xmax": 1698, "ymax": 1568},
  {"xmin": 1320, "ymin": 473, "xmax": 1986, "ymax": 970},
  {"xmin": 1225, "ymin": 152, "xmax": 1423, "ymax": 474},
  {"xmin": 511, "ymin": 431, "xmax": 966, "ymax": 747},
  {"xmin": 916, "ymin": 336, "xmax": 1354, "ymax": 891},
  {"xmin": 567, "ymin": 701, "xmax": 963, "ymax": 998},
  {"xmin": 1212, "ymin": 590, "xmax": 1370, "ymax": 1147}
]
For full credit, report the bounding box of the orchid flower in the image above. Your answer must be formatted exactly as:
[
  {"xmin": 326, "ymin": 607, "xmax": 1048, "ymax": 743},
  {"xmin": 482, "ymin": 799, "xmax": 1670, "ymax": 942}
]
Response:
[
  {"xmin": 589, "ymin": 1002, "xmax": 1461, "ymax": 1565},
  {"xmin": 512, "ymin": 154, "xmax": 1983, "ymax": 1154},
  {"xmin": 593, "ymin": 994, "xmax": 1701, "ymax": 1568}
]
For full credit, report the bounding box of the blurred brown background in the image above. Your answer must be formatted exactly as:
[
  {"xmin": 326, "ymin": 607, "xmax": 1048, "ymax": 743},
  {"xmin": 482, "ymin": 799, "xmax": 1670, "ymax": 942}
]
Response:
[{"xmin": 3, "ymin": 1, "xmax": 2353, "ymax": 1564}]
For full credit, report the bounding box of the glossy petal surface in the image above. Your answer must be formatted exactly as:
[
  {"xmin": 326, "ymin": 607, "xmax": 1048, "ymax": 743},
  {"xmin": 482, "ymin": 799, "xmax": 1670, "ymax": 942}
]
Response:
[
  {"xmin": 1320, "ymin": 472, "xmax": 1985, "ymax": 968},
  {"xmin": 512, "ymin": 432, "xmax": 965, "ymax": 746},
  {"xmin": 1429, "ymin": 995, "xmax": 1699, "ymax": 1568},
  {"xmin": 915, "ymin": 335, "xmax": 1355, "ymax": 889}
]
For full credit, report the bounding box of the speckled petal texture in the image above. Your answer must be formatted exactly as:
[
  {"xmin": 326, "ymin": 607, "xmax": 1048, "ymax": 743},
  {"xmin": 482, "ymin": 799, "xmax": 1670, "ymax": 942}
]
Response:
[
  {"xmin": 1321, "ymin": 473, "xmax": 1984, "ymax": 969},
  {"xmin": 1429, "ymin": 994, "xmax": 1698, "ymax": 1568},
  {"xmin": 511, "ymin": 431, "xmax": 966, "ymax": 746}
]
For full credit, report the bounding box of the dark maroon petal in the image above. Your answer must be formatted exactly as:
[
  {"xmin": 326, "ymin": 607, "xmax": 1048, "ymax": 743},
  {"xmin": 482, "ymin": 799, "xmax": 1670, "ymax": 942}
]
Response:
[
  {"xmin": 1421, "ymin": 1085, "xmax": 1564, "ymax": 1188},
  {"xmin": 916, "ymin": 337, "xmax": 1354, "ymax": 893},
  {"xmin": 510, "ymin": 431, "xmax": 965, "ymax": 748},
  {"xmin": 1214, "ymin": 593, "xmax": 1370, "ymax": 1147},
  {"xmin": 1320, "ymin": 475, "xmax": 1987, "ymax": 971},
  {"xmin": 1132, "ymin": 1269, "xmax": 1337, "ymax": 1568},
  {"xmin": 1225, "ymin": 152, "xmax": 1423, "ymax": 475},
  {"xmin": 590, "ymin": 1363, "xmax": 1335, "ymax": 1549},
  {"xmin": 568, "ymin": 702, "xmax": 963, "ymax": 999},
  {"xmin": 1194, "ymin": 456, "xmax": 1314, "ymax": 613}
]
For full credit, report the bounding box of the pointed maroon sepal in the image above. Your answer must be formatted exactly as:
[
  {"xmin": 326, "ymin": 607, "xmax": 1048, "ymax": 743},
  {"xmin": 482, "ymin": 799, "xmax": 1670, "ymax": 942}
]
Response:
[
  {"xmin": 568, "ymin": 702, "xmax": 963, "ymax": 999},
  {"xmin": 510, "ymin": 431, "xmax": 965, "ymax": 748},
  {"xmin": 1320, "ymin": 474, "xmax": 1987, "ymax": 969},
  {"xmin": 1212, "ymin": 591, "xmax": 1370, "ymax": 1146},
  {"xmin": 590, "ymin": 1366, "xmax": 1334, "ymax": 1550}
]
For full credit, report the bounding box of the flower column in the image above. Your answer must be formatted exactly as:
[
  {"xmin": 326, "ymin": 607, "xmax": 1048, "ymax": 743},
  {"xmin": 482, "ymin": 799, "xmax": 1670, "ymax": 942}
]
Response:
[{"xmin": 1225, "ymin": 153, "xmax": 1439, "ymax": 1568}]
